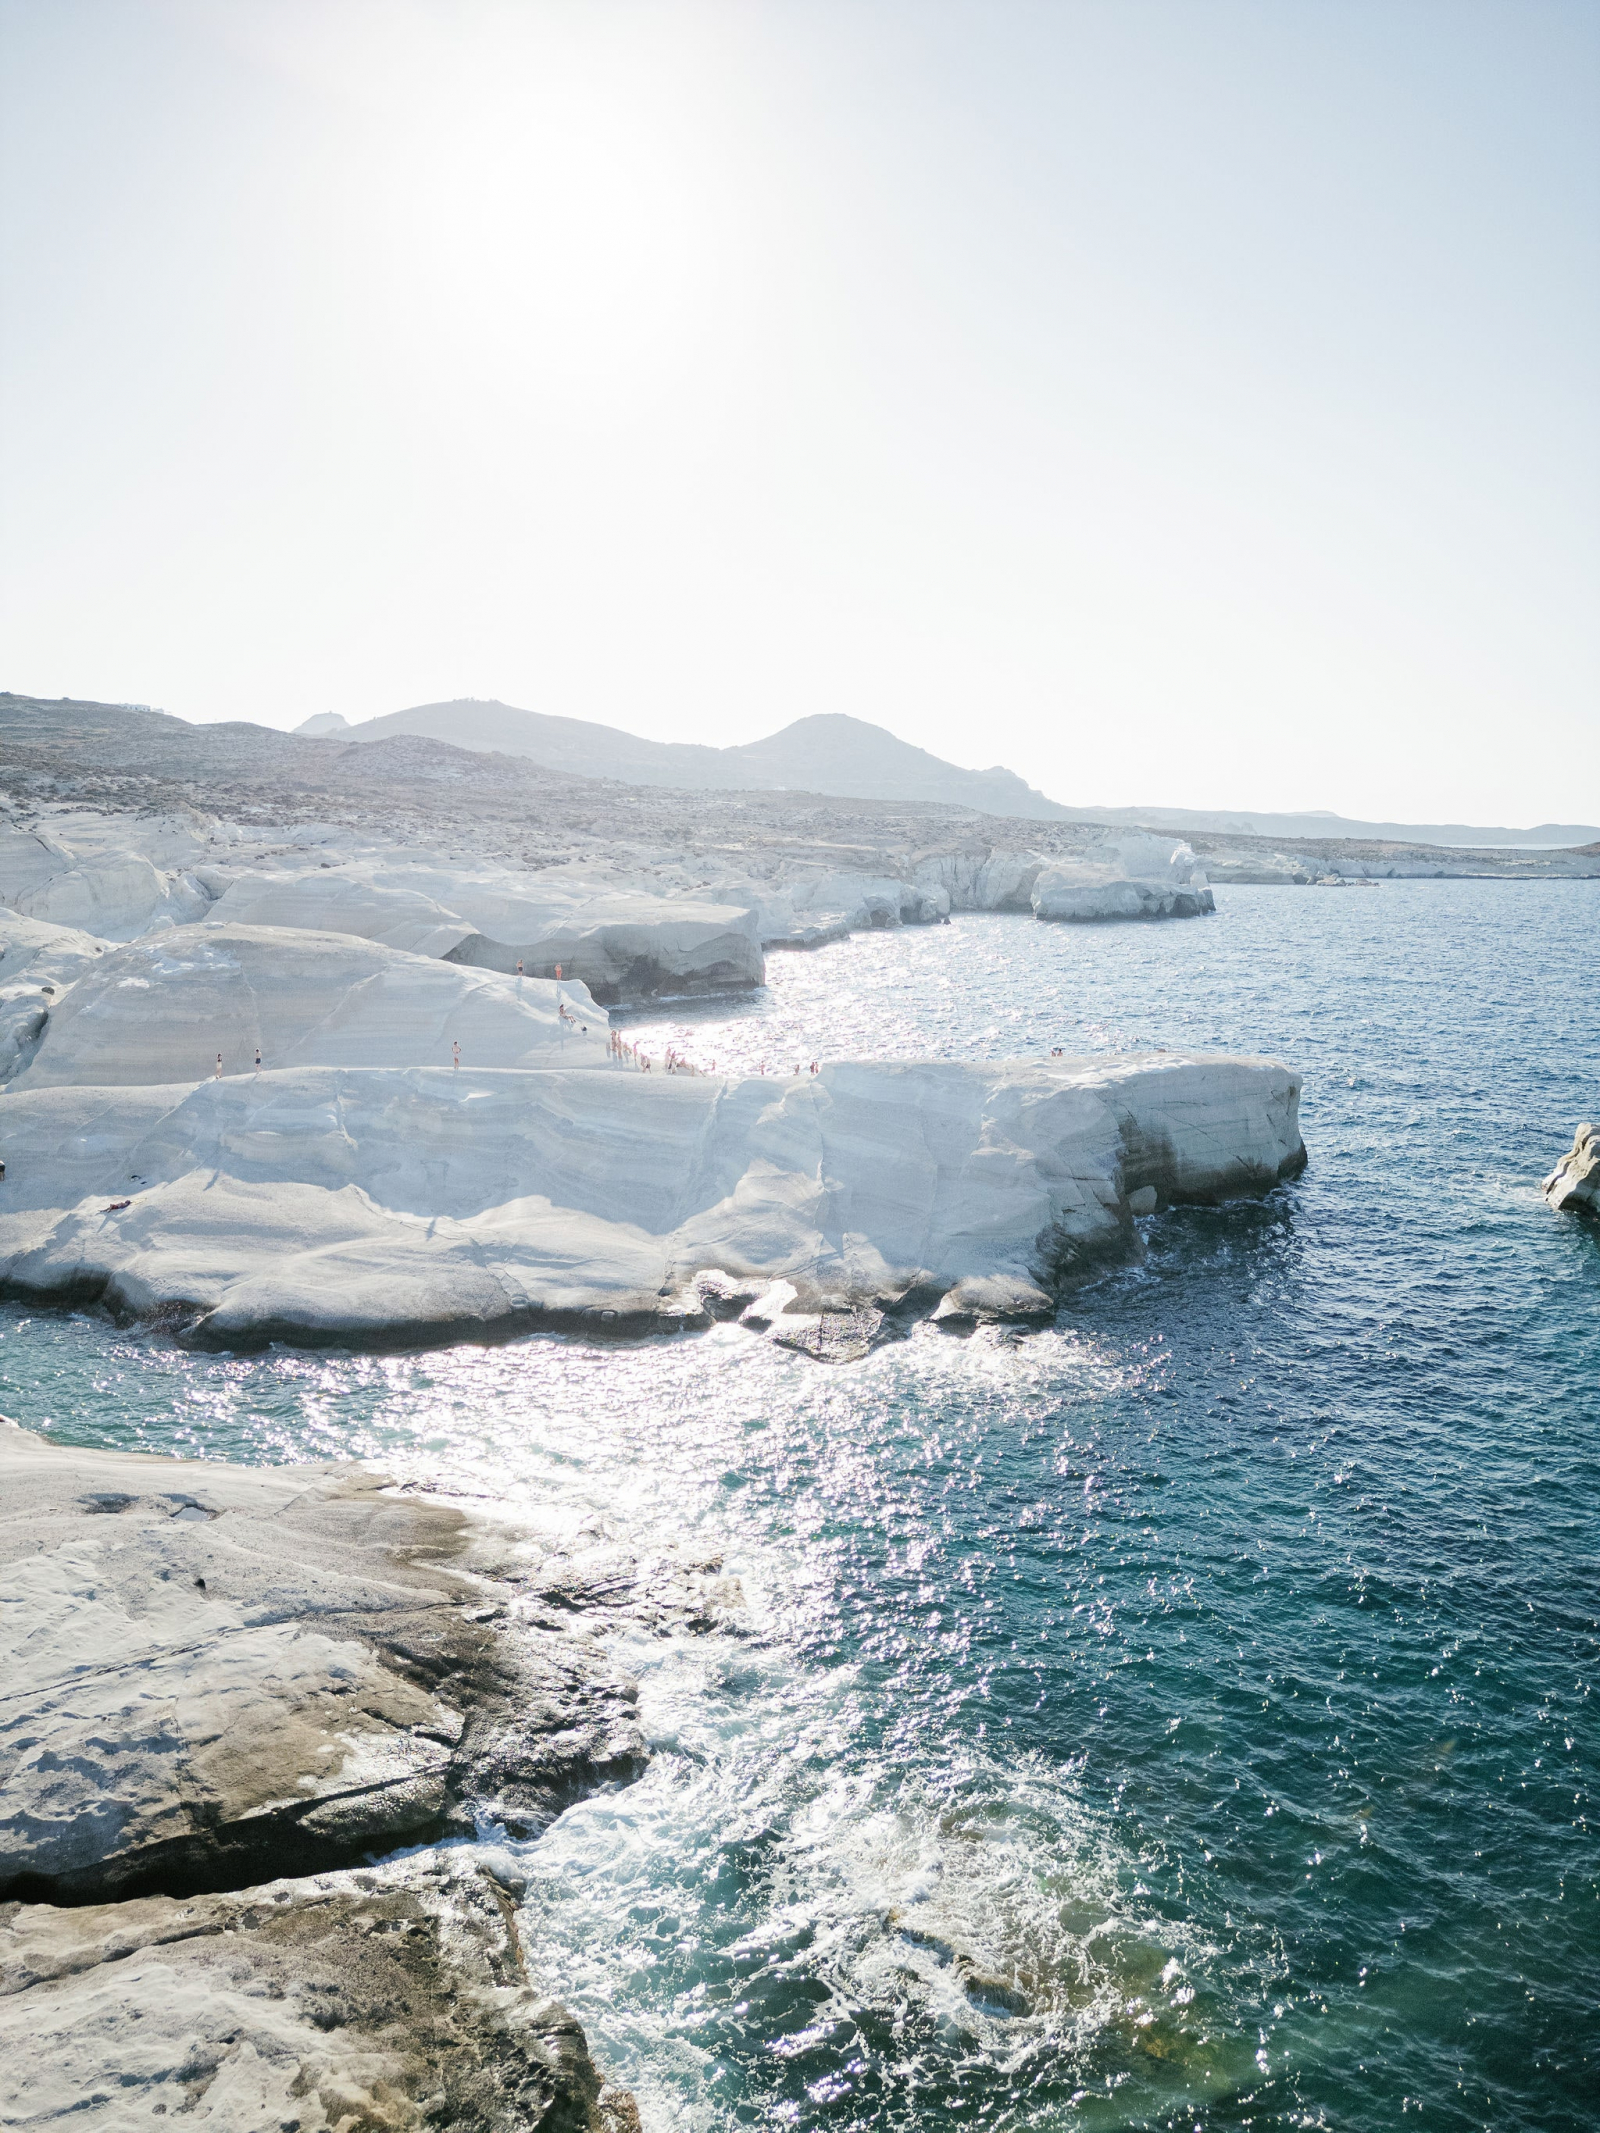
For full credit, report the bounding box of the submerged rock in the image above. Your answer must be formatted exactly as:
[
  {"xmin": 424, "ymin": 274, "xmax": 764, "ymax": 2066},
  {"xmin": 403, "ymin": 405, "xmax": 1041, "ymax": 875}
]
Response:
[
  {"xmin": 0, "ymin": 1855, "xmax": 640, "ymax": 2131},
  {"xmin": 0, "ymin": 1427, "xmax": 643, "ymax": 1906},
  {"xmin": 1543, "ymin": 1121, "xmax": 1600, "ymax": 1216}
]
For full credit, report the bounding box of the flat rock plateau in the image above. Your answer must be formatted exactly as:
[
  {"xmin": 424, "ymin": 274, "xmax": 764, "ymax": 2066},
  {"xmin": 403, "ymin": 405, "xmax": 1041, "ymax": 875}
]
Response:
[{"xmin": 0, "ymin": 1420, "xmax": 733, "ymax": 2126}]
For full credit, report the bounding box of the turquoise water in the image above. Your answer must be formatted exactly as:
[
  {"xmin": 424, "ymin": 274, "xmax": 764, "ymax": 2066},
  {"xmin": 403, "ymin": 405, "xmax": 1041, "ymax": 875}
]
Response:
[{"xmin": 4, "ymin": 883, "xmax": 1596, "ymax": 2131}]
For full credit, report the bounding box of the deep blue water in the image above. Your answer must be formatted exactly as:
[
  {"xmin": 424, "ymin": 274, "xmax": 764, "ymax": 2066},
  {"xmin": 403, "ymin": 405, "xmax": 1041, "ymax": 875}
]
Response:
[{"xmin": 4, "ymin": 882, "xmax": 1597, "ymax": 2131}]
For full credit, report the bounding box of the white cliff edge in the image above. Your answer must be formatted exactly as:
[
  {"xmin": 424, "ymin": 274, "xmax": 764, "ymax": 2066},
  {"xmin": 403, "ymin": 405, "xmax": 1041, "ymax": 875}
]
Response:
[
  {"xmin": 3, "ymin": 809, "xmax": 1217, "ymax": 1030},
  {"xmin": 0, "ymin": 1051, "xmax": 1305, "ymax": 1354},
  {"xmin": 8, "ymin": 924, "xmax": 611, "ymax": 1087},
  {"xmin": 207, "ymin": 865, "xmax": 765, "ymax": 1002}
]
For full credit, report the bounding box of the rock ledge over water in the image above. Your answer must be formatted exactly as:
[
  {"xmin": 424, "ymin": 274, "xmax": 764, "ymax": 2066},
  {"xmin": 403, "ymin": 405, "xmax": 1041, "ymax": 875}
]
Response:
[
  {"xmin": 1, "ymin": 1856, "xmax": 640, "ymax": 2131},
  {"xmin": 0, "ymin": 1424, "xmax": 651, "ymax": 2125},
  {"xmin": 0, "ymin": 1052, "xmax": 1306, "ymax": 1354}
]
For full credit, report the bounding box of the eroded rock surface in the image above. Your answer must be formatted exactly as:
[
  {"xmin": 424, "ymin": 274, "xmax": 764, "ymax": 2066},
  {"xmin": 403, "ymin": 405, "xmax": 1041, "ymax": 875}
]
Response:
[
  {"xmin": 0, "ymin": 913, "xmax": 112, "ymax": 1082},
  {"xmin": 11, "ymin": 923, "xmax": 610, "ymax": 1088},
  {"xmin": 0, "ymin": 1855, "xmax": 639, "ymax": 2131},
  {"xmin": 1543, "ymin": 1121, "xmax": 1600, "ymax": 1216},
  {"xmin": 1030, "ymin": 834, "xmax": 1214, "ymax": 921},
  {"xmin": 0, "ymin": 1052, "xmax": 1306, "ymax": 1351},
  {"xmin": 210, "ymin": 862, "xmax": 765, "ymax": 1002},
  {"xmin": 0, "ymin": 1428, "xmax": 644, "ymax": 1906}
]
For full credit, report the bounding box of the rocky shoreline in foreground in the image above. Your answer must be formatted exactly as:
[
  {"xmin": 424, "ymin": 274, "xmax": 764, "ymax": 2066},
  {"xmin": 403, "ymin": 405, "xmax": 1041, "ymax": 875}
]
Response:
[{"xmin": 0, "ymin": 1422, "xmax": 746, "ymax": 2126}]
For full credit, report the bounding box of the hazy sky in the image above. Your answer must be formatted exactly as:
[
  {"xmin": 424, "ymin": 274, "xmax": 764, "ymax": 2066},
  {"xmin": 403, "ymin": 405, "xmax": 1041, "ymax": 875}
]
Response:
[{"xmin": 3, "ymin": 0, "xmax": 1596, "ymax": 823}]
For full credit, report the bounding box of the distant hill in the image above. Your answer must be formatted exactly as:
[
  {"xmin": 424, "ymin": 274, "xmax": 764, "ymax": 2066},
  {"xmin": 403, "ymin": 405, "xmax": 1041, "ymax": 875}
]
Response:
[
  {"xmin": 300, "ymin": 702, "xmax": 1071, "ymax": 819},
  {"xmin": 1065, "ymin": 802, "xmax": 1600, "ymax": 851}
]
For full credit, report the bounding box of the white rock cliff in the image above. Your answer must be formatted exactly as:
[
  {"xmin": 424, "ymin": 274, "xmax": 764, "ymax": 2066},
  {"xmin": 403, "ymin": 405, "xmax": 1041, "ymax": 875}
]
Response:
[{"xmin": 0, "ymin": 1052, "xmax": 1304, "ymax": 1350}]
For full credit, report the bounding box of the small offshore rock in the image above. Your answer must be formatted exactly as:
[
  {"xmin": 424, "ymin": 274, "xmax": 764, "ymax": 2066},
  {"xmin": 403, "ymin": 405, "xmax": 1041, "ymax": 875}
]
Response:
[
  {"xmin": 769, "ymin": 1305, "xmax": 886, "ymax": 1364},
  {"xmin": 1543, "ymin": 1121, "xmax": 1599, "ymax": 1216}
]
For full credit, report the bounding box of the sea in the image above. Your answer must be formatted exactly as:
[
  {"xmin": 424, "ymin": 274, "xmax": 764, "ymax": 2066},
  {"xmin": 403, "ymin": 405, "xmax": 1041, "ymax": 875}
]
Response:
[{"xmin": 3, "ymin": 880, "xmax": 1596, "ymax": 2132}]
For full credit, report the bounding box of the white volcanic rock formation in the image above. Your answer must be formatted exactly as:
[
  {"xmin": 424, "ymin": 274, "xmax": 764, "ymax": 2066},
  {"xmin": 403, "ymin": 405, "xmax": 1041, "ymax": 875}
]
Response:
[
  {"xmin": 10, "ymin": 924, "xmax": 610, "ymax": 1088},
  {"xmin": 748, "ymin": 868, "xmax": 950, "ymax": 948},
  {"xmin": 202, "ymin": 867, "xmax": 478, "ymax": 957},
  {"xmin": 0, "ymin": 817, "xmax": 211, "ymax": 940},
  {"xmin": 0, "ymin": 1052, "xmax": 1304, "ymax": 1349},
  {"xmin": 913, "ymin": 850, "xmax": 1045, "ymax": 912},
  {"xmin": 709, "ymin": 839, "xmax": 1211, "ymax": 941},
  {"xmin": 209, "ymin": 862, "xmax": 764, "ymax": 1002},
  {"xmin": 1543, "ymin": 1122, "xmax": 1600, "ymax": 1216},
  {"xmin": 1030, "ymin": 834, "xmax": 1214, "ymax": 921},
  {"xmin": 0, "ymin": 914, "xmax": 113, "ymax": 1082}
]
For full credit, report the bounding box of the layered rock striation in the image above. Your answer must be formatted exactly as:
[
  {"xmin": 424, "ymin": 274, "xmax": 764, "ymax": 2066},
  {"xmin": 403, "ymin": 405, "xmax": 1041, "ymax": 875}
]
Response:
[
  {"xmin": 0, "ymin": 1052, "xmax": 1305, "ymax": 1351},
  {"xmin": 1, "ymin": 1858, "xmax": 641, "ymax": 2131},
  {"xmin": 0, "ymin": 913, "xmax": 112, "ymax": 1083},
  {"xmin": 1030, "ymin": 834, "xmax": 1214, "ymax": 921},
  {"xmin": 10, "ymin": 924, "xmax": 610, "ymax": 1088},
  {"xmin": 207, "ymin": 863, "xmax": 765, "ymax": 1002},
  {"xmin": 1543, "ymin": 1121, "xmax": 1600, "ymax": 1217},
  {"xmin": 0, "ymin": 1429, "xmax": 645, "ymax": 1906},
  {"xmin": 0, "ymin": 815, "xmax": 211, "ymax": 940}
]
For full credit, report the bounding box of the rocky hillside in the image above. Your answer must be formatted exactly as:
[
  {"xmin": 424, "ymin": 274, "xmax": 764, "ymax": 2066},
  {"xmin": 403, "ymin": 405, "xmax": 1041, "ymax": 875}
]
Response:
[{"xmin": 302, "ymin": 700, "xmax": 1071, "ymax": 817}]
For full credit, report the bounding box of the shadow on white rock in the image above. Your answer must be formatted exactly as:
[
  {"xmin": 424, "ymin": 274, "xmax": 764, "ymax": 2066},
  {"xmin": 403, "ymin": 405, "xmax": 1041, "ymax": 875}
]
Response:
[
  {"xmin": 0, "ymin": 1427, "xmax": 644, "ymax": 1906},
  {"xmin": 0, "ymin": 914, "xmax": 114, "ymax": 1082},
  {"xmin": 209, "ymin": 862, "xmax": 764, "ymax": 1002},
  {"xmin": 0, "ymin": 1856, "xmax": 640, "ymax": 2132},
  {"xmin": 0, "ymin": 1052, "xmax": 1305, "ymax": 1353},
  {"xmin": 1543, "ymin": 1122, "xmax": 1599, "ymax": 1217},
  {"xmin": 1, "ymin": 822, "xmax": 212, "ymax": 941},
  {"xmin": 204, "ymin": 867, "xmax": 479, "ymax": 957}
]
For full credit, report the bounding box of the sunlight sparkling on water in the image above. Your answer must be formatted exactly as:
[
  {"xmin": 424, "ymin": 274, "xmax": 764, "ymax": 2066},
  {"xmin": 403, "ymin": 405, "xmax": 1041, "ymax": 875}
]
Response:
[{"xmin": 5, "ymin": 883, "xmax": 1597, "ymax": 2131}]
